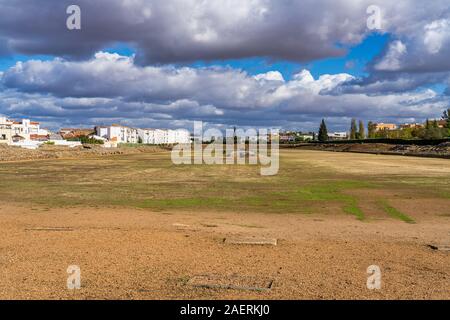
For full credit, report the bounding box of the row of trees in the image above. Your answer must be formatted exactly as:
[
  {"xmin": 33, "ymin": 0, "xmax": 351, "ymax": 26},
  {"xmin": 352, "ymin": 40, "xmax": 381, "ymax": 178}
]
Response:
[
  {"xmin": 318, "ymin": 118, "xmax": 367, "ymax": 142},
  {"xmin": 67, "ymin": 135, "xmax": 104, "ymax": 144},
  {"xmin": 350, "ymin": 119, "xmax": 365, "ymax": 140},
  {"xmin": 318, "ymin": 108, "xmax": 450, "ymax": 142}
]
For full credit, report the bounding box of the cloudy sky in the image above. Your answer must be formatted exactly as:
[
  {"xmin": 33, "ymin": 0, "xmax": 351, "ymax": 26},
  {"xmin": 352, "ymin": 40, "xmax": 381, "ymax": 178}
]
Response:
[{"xmin": 0, "ymin": 0, "xmax": 449, "ymax": 132}]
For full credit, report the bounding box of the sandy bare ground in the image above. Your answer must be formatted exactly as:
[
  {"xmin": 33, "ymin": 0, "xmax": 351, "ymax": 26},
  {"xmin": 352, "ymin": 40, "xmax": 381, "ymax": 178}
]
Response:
[{"xmin": 0, "ymin": 203, "xmax": 449, "ymax": 300}]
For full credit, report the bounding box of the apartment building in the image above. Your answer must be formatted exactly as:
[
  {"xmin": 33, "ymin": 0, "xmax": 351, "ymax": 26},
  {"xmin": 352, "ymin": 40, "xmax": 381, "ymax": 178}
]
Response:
[
  {"xmin": 138, "ymin": 129, "xmax": 156, "ymax": 144},
  {"xmin": 375, "ymin": 123, "xmax": 397, "ymax": 131},
  {"xmin": 328, "ymin": 132, "xmax": 348, "ymax": 140},
  {"xmin": 11, "ymin": 119, "xmax": 49, "ymax": 141},
  {"xmin": 400, "ymin": 123, "xmax": 424, "ymax": 130},
  {"xmin": 0, "ymin": 117, "xmax": 49, "ymax": 144},
  {"xmin": 96, "ymin": 124, "xmax": 139, "ymax": 143},
  {"xmin": 96, "ymin": 125, "xmax": 191, "ymax": 145},
  {"xmin": 169, "ymin": 129, "xmax": 191, "ymax": 144},
  {"xmin": 0, "ymin": 117, "xmax": 12, "ymax": 144}
]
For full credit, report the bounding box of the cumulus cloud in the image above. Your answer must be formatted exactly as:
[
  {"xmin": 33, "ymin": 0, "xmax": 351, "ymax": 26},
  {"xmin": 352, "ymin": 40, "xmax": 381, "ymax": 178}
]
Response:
[
  {"xmin": 0, "ymin": 52, "xmax": 448, "ymax": 131},
  {"xmin": 254, "ymin": 71, "xmax": 285, "ymax": 82},
  {"xmin": 424, "ymin": 19, "xmax": 450, "ymax": 54},
  {"xmin": 373, "ymin": 17, "xmax": 450, "ymax": 73},
  {"xmin": 374, "ymin": 40, "xmax": 407, "ymax": 72}
]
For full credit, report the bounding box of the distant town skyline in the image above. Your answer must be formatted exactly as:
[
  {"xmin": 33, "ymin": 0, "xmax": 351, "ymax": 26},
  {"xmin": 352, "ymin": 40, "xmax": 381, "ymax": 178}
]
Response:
[{"xmin": 0, "ymin": 1, "xmax": 449, "ymax": 132}]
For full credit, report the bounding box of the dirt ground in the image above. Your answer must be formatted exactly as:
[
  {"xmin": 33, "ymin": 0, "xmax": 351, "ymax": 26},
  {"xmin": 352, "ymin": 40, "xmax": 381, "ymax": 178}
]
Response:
[
  {"xmin": 0, "ymin": 144, "xmax": 168, "ymax": 162},
  {"xmin": 0, "ymin": 150, "xmax": 449, "ymax": 300},
  {"xmin": 0, "ymin": 204, "xmax": 448, "ymax": 300}
]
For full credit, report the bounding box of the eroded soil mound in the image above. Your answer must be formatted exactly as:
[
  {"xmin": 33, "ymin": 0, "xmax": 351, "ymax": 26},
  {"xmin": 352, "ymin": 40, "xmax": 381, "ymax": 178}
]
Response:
[{"xmin": 0, "ymin": 144, "xmax": 167, "ymax": 162}]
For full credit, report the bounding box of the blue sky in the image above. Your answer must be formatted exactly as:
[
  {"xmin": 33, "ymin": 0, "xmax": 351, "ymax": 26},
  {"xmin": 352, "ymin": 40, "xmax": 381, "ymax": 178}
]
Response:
[
  {"xmin": 90, "ymin": 33, "xmax": 390, "ymax": 81},
  {"xmin": 0, "ymin": 33, "xmax": 390, "ymax": 80}
]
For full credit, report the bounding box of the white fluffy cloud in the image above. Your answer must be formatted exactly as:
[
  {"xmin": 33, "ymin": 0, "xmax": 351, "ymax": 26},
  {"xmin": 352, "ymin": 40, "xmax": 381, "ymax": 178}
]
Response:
[
  {"xmin": 424, "ymin": 19, "xmax": 450, "ymax": 55},
  {"xmin": 1, "ymin": 52, "xmax": 447, "ymax": 131},
  {"xmin": 374, "ymin": 17, "xmax": 450, "ymax": 73},
  {"xmin": 374, "ymin": 40, "xmax": 407, "ymax": 72}
]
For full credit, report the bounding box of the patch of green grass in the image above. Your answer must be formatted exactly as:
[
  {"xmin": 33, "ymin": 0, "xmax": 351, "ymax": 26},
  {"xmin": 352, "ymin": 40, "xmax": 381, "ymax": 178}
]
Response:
[
  {"xmin": 440, "ymin": 192, "xmax": 450, "ymax": 199},
  {"xmin": 138, "ymin": 197, "xmax": 228, "ymax": 210},
  {"xmin": 343, "ymin": 200, "xmax": 365, "ymax": 221},
  {"xmin": 378, "ymin": 200, "xmax": 415, "ymax": 224},
  {"xmin": 291, "ymin": 180, "xmax": 374, "ymax": 220}
]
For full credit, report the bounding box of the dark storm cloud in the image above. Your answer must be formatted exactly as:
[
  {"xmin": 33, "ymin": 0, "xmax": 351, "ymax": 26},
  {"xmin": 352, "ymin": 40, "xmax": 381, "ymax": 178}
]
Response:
[
  {"xmin": 0, "ymin": 0, "xmax": 379, "ymax": 63},
  {"xmin": 330, "ymin": 72, "xmax": 450, "ymax": 95},
  {"xmin": 0, "ymin": 0, "xmax": 448, "ymax": 66}
]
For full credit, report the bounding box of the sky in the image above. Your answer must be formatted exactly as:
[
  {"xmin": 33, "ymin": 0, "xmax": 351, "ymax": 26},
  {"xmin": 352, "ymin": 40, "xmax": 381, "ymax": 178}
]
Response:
[{"xmin": 0, "ymin": 0, "xmax": 449, "ymax": 132}]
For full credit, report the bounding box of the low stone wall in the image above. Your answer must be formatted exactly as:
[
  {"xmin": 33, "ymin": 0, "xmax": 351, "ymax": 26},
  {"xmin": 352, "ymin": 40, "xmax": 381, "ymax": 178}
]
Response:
[{"xmin": 282, "ymin": 142, "xmax": 450, "ymax": 159}]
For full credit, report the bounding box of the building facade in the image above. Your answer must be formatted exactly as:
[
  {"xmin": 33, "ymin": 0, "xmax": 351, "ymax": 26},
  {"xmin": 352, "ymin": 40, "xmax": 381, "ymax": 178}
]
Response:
[
  {"xmin": 96, "ymin": 125, "xmax": 191, "ymax": 145},
  {"xmin": 11, "ymin": 119, "xmax": 49, "ymax": 141},
  {"xmin": 0, "ymin": 117, "xmax": 49, "ymax": 144},
  {"xmin": 328, "ymin": 132, "xmax": 348, "ymax": 140},
  {"xmin": 0, "ymin": 117, "xmax": 13, "ymax": 144},
  {"xmin": 96, "ymin": 125, "xmax": 139, "ymax": 143},
  {"xmin": 400, "ymin": 123, "xmax": 424, "ymax": 130},
  {"xmin": 375, "ymin": 123, "xmax": 397, "ymax": 131}
]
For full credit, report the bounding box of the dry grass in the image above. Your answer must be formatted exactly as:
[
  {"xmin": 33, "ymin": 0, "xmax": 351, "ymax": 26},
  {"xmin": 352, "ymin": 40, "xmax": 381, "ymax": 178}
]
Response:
[{"xmin": 0, "ymin": 150, "xmax": 449, "ymax": 221}]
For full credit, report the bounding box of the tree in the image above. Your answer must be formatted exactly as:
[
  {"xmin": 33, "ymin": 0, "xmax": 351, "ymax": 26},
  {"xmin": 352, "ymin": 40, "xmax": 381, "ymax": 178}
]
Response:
[
  {"xmin": 138, "ymin": 136, "xmax": 143, "ymax": 144},
  {"xmin": 358, "ymin": 120, "xmax": 365, "ymax": 139},
  {"xmin": 350, "ymin": 119, "xmax": 357, "ymax": 140},
  {"xmin": 443, "ymin": 108, "xmax": 450, "ymax": 123},
  {"xmin": 367, "ymin": 121, "xmax": 377, "ymax": 139},
  {"xmin": 421, "ymin": 118, "xmax": 446, "ymax": 140},
  {"xmin": 318, "ymin": 119, "xmax": 328, "ymax": 142},
  {"xmin": 443, "ymin": 108, "xmax": 450, "ymax": 136}
]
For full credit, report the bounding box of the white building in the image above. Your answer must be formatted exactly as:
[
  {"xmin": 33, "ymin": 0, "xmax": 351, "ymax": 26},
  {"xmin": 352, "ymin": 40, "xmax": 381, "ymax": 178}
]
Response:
[
  {"xmin": 97, "ymin": 125, "xmax": 191, "ymax": 145},
  {"xmin": 0, "ymin": 117, "xmax": 13, "ymax": 145},
  {"xmin": 11, "ymin": 119, "xmax": 49, "ymax": 141},
  {"xmin": 172, "ymin": 129, "xmax": 191, "ymax": 144},
  {"xmin": 328, "ymin": 132, "xmax": 348, "ymax": 140},
  {"xmin": 0, "ymin": 117, "xmax": 49, "ymax": 144},
  {"xmin": 154, "ymin": 129, "xmax": 168, "ymax": 144},
  {"xmin": 96, "ymin": 124, "xmax": 139, "ymax": 143}
]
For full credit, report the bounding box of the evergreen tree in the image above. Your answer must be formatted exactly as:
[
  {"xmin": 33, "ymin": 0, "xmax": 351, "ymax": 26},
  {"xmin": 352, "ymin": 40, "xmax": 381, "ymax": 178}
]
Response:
[
  {"xmin": 350, "ymin": 119, "xmax": 357, "ymax": 140},
  {"xmin": 367, "ymin": 121, "xmax": 376, "ymax": 139},
  {"xmin": 318, "ymin": 119, "xmax": 328, "ymax": 142},
  {"xmin": 358, "ymin": 120, "xmax": 365, "ymax": 139},
  {"xmin": 422, "ymin": 118, "xmax": 446, "ymax": 140},
  {"xmin": 443, "ymin": 109, "xmax": 450, "ymax": 136}
]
